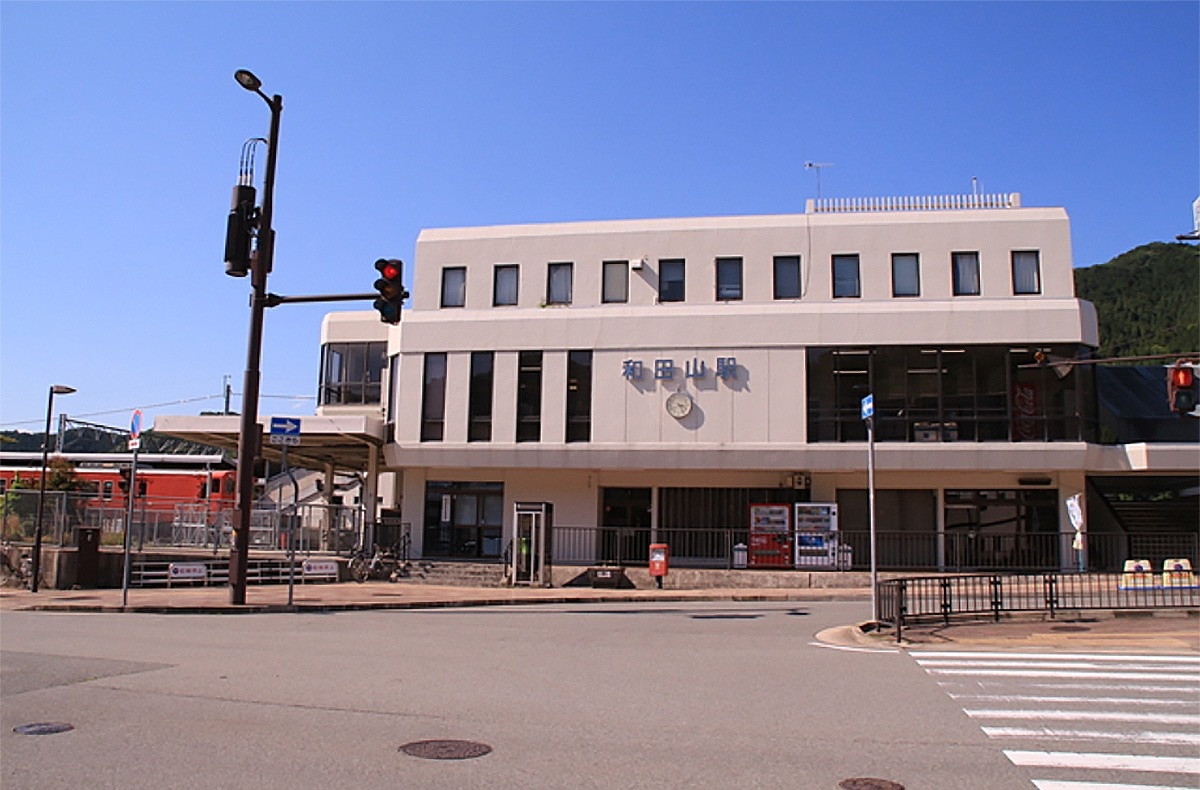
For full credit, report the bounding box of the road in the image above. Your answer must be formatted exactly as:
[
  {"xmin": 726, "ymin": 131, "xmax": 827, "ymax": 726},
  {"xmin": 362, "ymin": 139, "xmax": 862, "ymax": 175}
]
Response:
[{"xmin": 1, "ymin": 601, "xmax": 1192, "ymax": 789}]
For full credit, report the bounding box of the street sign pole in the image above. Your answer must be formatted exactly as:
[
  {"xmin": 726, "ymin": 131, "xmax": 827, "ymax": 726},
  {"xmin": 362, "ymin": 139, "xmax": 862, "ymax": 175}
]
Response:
[{"xmin": 862, "ymin": 394, "xmax": 878, "ymax": 623}]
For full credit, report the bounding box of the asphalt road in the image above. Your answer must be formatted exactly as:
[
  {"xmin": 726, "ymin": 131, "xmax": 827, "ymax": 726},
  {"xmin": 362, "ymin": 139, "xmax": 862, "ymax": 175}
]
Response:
[{"xmin": 0, "ymin": 602, "xmax": 1064, "ymax": 789}]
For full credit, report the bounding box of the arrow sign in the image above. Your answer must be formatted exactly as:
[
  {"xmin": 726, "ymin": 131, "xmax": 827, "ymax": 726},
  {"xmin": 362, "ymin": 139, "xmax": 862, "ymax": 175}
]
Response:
[
  {"xmin": 860, "ymin": 394, "xmax": 874, "ymax": 421},
  {"xmin": 269, "ymin": 417, "xmax": 301, "ymax": 446}
]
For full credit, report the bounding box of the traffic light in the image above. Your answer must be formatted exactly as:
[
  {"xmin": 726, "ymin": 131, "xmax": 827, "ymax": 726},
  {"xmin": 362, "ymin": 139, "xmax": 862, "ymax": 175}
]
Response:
[
  {"xmin": 117, "ymin": 467, "xmax": 131, "ymax": 494},
  {"xmin": 1167, "ymin": 362, "xmax": 1197, "ymax": 416},
  {"xmin": 223, "ymin": 184, "xmax": 258, "ymax": 277},
  {"xmin": 373, "ymin": 258, "xmax": 409, "ymax": 324}
]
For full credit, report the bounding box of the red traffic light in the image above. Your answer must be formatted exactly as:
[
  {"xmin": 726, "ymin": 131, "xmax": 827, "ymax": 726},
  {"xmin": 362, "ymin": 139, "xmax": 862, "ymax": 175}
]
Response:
[
  {"xmin": 373, "ymin": 258, "xmax": 408, "ymax": 324},
  {"xmin": 1170, "ymin": 365, "xmax": 1194, "ymax": 388}
]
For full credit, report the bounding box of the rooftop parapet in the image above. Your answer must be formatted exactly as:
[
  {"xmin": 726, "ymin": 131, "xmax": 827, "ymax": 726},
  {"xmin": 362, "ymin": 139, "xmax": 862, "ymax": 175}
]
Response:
[{"xmin": 806, "ymin": 192, "xmax": 1021, "ymax": 214}]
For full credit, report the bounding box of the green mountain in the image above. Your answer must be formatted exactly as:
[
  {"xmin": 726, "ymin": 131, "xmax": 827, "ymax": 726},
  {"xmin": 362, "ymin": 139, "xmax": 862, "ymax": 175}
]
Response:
[{"xmin": 1074, "ymin": 242, "xmax": 1199, "ymax": 359}]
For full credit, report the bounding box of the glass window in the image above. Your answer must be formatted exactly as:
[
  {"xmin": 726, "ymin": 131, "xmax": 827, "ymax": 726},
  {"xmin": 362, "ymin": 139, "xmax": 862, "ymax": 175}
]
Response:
[
  {"xmin": 468, "ymin": 351, "xmax": 494, "ymax": 442},
  {"xmin": 1012, "ymin": 251, "xmax": 1041, "ymax": 295},
  {"xmin": 441, "ymin": 267, "xmax": 466, "ymax": 308},
  {"xmin": 420, "ymin": 352, "xmax": 447, "ymax": 441},
  {"xmin": 602, "ymin": 260, "xmax": 628, "ymax": 304},
  {"xmin": 891, "ymin": 253, "xmax": 920, "ymax": 297},
  {"xmin": 566, "ymin": 350, "xmax": 592, "ymax": 442},
  {"xmin": 493, "ymin": 265, "xmax": 518, "ymax": 306},
  {"xmin": 546, "ymin": 262, "xmax": 573, "ymax": 305},
  {"xmin": 516, "ymin": 351, "xmax": 543, "ymax": 442},
  {"xmin": 832, "ymin": 254, "xmax": 860, "ymax": 298},
  {"xmin": 952, "ymin": 252, "xmax": 980, "ymax": 296},
  {"xmin": 774, "ymin": 255, "xmax": 801, "ymax": 299},
  {"xmin": 715, "ymin": 257, "xmax": 743, "ymax": 301},
  {"xmin": 659, "ymin": 259, "xmax": 685, "ymax": 302},
  {"xmin": 319, "ymin": 341, "xmax": 387, "ymax": 405}
]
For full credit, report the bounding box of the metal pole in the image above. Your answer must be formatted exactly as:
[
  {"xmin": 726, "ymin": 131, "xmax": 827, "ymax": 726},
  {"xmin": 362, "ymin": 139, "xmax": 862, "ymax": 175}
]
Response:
[
  {"xmin": 867, "ymin": 415, "xmax": 878, "ymax": 622},
  {"xmin": 231, "ymin": 88, "xmax": 282, "ymax": 606},
  {"xmin": 283, "ymin": 443, "xmax": 297, "ymax": 608},
  {"xmin": 30, "ymin": 387, "xmax": 58, "ymax": 593},
  {"xmin": 121, "ymin": 446, "xmax": 139, "ymax": 607}
]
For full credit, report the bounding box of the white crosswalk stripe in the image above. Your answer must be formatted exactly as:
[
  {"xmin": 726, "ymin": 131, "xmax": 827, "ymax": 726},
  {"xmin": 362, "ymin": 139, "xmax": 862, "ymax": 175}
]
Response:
[{"xmin": 911, "ymin": 649, "xmax": 1200, "ymax": 790}]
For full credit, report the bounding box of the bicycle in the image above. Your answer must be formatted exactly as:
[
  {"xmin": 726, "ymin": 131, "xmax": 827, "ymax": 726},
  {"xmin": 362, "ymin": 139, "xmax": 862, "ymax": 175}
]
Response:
[{"xmin": 348, "ymin": 543, "xmax": 401, "ymax": 583}]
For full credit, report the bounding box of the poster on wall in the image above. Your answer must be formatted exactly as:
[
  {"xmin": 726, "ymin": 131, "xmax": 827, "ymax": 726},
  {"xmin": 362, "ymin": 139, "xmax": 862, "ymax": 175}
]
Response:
[{"xmin": 749, "ymin": 504, "xmax": 791, "ymax": 568}]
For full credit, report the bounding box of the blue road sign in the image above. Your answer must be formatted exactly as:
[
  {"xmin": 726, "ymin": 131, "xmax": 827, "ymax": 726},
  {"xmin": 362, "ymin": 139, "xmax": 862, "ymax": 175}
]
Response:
[
  {"xmin": 270, "ymin": 417, "xmax": 300, "ymax": 436},
  {"xmin": 130, "ymin": 410, "xmax": 143, "ymax": 439},
  {"xmin": 861, "ymin": 394, "xmax": 874, "ymax": 420}
]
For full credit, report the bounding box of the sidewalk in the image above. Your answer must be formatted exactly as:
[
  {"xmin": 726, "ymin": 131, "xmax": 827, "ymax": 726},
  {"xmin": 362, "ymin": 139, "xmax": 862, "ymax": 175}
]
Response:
[{"xmin": 2, "ymin": 582, "xmax": 1196, "ymax": 653}]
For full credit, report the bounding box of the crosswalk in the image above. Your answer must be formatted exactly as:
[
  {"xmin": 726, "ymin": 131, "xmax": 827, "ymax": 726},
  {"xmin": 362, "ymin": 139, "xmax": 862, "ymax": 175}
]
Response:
[{"xmin": 910, "ymin": 649, "xmax": 1200, "ymax": 790}]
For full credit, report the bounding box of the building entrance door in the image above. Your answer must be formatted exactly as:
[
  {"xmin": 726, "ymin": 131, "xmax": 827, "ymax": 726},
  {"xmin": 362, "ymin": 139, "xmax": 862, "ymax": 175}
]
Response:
[{"xmin": 600, "ymin": 488, "xmax": 651, "ymax": 565}]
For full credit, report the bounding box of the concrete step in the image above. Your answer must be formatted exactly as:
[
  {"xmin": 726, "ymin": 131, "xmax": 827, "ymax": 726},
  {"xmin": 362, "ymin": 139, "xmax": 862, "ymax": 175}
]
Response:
[{"xmin": 396, "ymin": 560, "xmax": 507, "ymax": 588}]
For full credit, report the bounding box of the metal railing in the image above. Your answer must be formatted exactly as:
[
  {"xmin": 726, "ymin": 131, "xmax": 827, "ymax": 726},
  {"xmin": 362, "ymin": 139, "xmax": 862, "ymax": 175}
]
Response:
[
  {"xmin": 549, "ymin": 525, "xmax": 1196, "ymax": 573},
  {"xmin": 877, "ymin": 572, "xmax": 1200, "ymax": 642},
  {"xmin": 1, "ymin": 491, "xmax": 362, "ymax": 555}
]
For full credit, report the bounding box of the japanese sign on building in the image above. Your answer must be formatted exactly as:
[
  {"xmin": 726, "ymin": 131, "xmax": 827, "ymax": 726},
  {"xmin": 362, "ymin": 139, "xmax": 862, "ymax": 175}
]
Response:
[{"xmin": 622, "ymin": 356, "xmax": 738, "ymax": 381}]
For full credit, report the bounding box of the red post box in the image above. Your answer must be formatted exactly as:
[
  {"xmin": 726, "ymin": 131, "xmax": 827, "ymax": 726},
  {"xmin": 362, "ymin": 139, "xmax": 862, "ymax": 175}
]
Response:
[{"xmin": 649, "ymin": 543, "xmax": 669, "ymax": 588}]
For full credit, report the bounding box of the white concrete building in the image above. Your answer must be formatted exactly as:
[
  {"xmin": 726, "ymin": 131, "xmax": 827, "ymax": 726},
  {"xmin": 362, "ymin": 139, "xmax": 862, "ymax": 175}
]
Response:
[{"xmin": 307, "ymin": 193, "xmax": 1195, "ymax": 573}]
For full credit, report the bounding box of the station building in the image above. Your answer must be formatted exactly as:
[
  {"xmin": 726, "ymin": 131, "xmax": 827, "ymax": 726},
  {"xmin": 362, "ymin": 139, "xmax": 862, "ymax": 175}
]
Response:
[{"xmin": 158, "ymin": 192, "xmax": 1197, "ymax": 575}]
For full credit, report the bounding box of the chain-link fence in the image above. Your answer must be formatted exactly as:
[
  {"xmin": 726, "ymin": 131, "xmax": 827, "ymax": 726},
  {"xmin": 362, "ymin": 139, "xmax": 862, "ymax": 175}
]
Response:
[{"xmin": 1, "ymin": 490, "xmax": 362, "ymax": 555}]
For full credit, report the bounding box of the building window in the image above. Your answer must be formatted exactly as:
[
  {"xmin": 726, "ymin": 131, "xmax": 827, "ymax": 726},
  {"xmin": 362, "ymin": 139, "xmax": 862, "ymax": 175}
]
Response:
[
  {"xmin": 420, "ymin": 352, "xmax": 447, "ymax": 442},
  {"xmin": 493, "ymin": 265, "xmax": 518, "ymax": 306},
  {"xmin": 659, "ymin": 259, "xmax": 685, "ymax": 302},
  {"xmin": 516, "ymin": 351, "xmax": 543, "ymax": 443},
  {"xmin": 441, "ymin": 267, "xmax": 466, "ymax": 308},
  {"xmin": 386, "ymin": 353, "xmax": 399, "ymax": 424},
  {"xmin": 566, "ymin": 350, "xmax": 592, "ymax": 442},
  {"xmin": 319, "ymin": 341, "xmax": 387, "ymax": 405},
  {"xmin": 1012, "ymin": 251, "xmax": 1041, "ymax": 295},
  {"xmin": 832, "ymin": 254, "xmax": 860, "ymax": 298},
  {"xmin": 891, "ymin": 253, "xmax": 920, "ymax": 297},
  {"xmin": 774, "ymin": 255, "xmax": 801, "ymax": 299},
  {"xmin": 715, "ymin": 257, "xmax": 743, "ymax": 301},
  {"xmin": 546, "ymin": 262, "xmax": 573, "ymax": 305},
  {"xmin": 952, "ymin": 252, "xmax": 981, "ymax": 296},
  {"xmin": 467, "ymin": 352, "xmax": 494, "ymax": 442},
  {"xmin": 602, "ymin": 260, "xmax": 629, "ymax": 304},
  {"xmin": 102, "ymin": 480, "xmax": 113, "ymax": 501}
]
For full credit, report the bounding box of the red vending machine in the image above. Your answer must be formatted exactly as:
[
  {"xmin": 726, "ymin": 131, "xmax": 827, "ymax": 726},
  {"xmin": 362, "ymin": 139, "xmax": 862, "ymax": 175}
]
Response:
[{"xmin": 748, "ymin": 504, "xmax": 792, "ymax": 568}]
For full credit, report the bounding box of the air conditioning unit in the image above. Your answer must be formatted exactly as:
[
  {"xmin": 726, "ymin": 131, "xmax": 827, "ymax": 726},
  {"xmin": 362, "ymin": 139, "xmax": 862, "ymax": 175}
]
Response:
[{"xmin": 630, "ymin": 256, "xmax": 647, "ymax": 271}]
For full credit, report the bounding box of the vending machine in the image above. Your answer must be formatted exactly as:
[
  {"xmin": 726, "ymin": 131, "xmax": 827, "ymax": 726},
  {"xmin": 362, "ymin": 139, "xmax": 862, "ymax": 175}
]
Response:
[
  {"xmin": 748, "ymin": 504, "xmax": 792, "ymax": 568},
  {"xmin": 794, "ymin": 503, "xmax": 838, "ymax": 568}
]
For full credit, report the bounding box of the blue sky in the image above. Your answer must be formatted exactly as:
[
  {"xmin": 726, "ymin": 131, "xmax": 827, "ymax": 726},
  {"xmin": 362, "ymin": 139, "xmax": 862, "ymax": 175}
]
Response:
[{"xmin": 1, "ymin": 1, "xmax": 1196, "ymax": 431}]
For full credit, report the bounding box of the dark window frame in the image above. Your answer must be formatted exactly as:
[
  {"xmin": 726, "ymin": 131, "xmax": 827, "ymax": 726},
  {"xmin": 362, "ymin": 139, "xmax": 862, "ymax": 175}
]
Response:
[
  {"xmin": 566, "ymin": 350, "xmax": 592, "ymax": 443},
  {"xmin": 493, "ymin": 264, "xmax": 519, "ymax": 306},
  {"xmin": 468, "ymin": 351, "xmax": 494, "ymax": 442},
  {"xmin": 773, "ymin": 255, "xmax": 802, "ymax": 299},
  {"xmin": 420, "ymin": 352, "xmax": 447, "ymax": 442},
  {"xmin": 441, "ymin": 266, "xmax": 466, "ymax": 308},
  {"xmin": 832, "ymin": 254, "xmax": 861, "ymax": 299},
  {"xmin": 952, "ymin": 251, "xmax": 981, "ymax": 296},
  {"xmin": 516, "ymin": 350, "xmax": 543, "ymax": 443},
  {"xmin": 658, "ymin": 258, "xmax": 685, "ymax": 302},
  {"xmin": 891, "ymin": 252, "xmax": 920, "ymax": 297},
  {"xmin": 715, "ymin": 256, "xmax": 743, "ymax": 301},
  {"xmin": 1011, "ymin": 250, "xmax": 1042, "ymax": 295},
  {"xmin": 546, "ymin": 262, "xmax": 573, "ymax": 305},
  {"xmin": 601, "ymin": 260, "xmax": 629, "ymax": 304}
]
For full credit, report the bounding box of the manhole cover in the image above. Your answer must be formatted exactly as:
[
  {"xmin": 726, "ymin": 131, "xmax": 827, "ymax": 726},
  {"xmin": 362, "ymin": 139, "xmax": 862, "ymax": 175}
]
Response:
[
  {"xmin": 1051, "ymin": 625, "xmax": 1091, "ymax": 632},
  {"xmin": 399, "ymin": 739, "xmax": 492, "ymax": 760},
  {"xmin": 14, "ymin": 722, "xmax": 74, "ymax": 736},
  {"xmin": 839, "ymin": 779, "xmax": 905, "ymax": 790}
]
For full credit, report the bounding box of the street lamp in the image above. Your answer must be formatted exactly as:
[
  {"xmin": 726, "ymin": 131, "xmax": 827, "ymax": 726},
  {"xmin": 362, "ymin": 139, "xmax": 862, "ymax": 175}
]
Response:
[
  {"xmin": 230, "ymin": 69, "xmax": 282, "ymax": 605},
  {"xmin": 30, "ymin": 384, "xmax": 75, "ymax": 593}
]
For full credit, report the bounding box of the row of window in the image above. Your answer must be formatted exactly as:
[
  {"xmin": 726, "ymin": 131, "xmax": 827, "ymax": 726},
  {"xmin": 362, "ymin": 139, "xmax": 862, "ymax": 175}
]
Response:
[
  {"xmin": 420, "ymin": 350, "xmax": 593, "ymax": 444},
  {"xmin": 438, "ymin": 250, "xmax": 1043, "ymax": 308}
]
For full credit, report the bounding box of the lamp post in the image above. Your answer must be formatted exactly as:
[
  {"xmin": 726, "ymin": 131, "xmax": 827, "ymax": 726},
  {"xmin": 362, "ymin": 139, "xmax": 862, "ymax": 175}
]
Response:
[
  {"xmin": 30, "ymin": 384, "xmax": 75, "ymax": 593},
  {"xmin": 230, "ymin": 69, "xmax": 282, "ymax": 605}
]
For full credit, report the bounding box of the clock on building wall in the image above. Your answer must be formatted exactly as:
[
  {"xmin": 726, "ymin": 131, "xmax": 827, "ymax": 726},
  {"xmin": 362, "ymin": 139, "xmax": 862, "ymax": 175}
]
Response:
[{"xmin": 665, "ymin": 391, "xmax": 693, "ymax": 419}]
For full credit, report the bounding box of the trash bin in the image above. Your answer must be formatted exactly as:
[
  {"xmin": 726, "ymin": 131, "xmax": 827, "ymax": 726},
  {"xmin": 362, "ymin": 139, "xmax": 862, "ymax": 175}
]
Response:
[
  {"xmin": 76, "ymin": 527, "xmax": 101, "ymax": 588},
  {"xmin": 732, "ymin": 543, "xmax": 748, "ymax": 569}
]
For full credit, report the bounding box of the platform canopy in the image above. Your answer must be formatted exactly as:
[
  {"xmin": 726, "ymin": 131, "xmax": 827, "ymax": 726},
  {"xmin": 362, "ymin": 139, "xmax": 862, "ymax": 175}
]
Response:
[{"xmin": 152, "ymin": 413, "xmax": 385, "ymax": 473}]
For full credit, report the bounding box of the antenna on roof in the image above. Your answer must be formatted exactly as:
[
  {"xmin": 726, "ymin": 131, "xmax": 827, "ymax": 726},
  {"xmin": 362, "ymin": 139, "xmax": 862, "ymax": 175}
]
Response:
[{"xmin": 804, "ymin": 162, "xmax": 834, "ymax": 199}]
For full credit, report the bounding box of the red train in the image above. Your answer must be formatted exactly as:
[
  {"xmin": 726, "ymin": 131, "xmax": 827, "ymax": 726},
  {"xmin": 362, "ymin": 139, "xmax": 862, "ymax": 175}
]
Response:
[{"xmin": 0, "ymin": 452, "xmax": 237, "ymax": 508}]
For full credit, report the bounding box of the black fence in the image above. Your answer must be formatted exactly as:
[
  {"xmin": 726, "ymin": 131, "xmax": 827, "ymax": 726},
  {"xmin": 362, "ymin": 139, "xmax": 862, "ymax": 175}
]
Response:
[
  {"xmin": 550, "ymin": 526, "xmax": 1197, "ymax": 573},
  {"xmin": 877, "ymin": 572, "xmax": 1200, "ymax": 642}
]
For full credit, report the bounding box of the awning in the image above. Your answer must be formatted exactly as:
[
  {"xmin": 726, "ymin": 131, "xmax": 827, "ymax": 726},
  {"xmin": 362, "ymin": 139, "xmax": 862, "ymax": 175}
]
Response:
[{"xmin": 152, "ymin": 413, "xmax": 385, "ymax": 473}]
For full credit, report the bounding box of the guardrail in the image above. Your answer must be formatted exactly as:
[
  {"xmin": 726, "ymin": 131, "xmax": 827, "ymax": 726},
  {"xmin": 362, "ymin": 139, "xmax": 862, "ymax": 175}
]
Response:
[
  {"xmin": 876, "ymin": 572, "xmax": 1199, "ymax": 642},
  {"xmin": 129, "ymin": 557, "xmax": 340, "ymax": 587}
]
